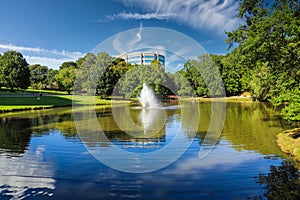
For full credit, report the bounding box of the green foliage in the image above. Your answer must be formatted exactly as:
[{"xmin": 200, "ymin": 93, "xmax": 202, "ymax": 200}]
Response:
[
  {"xmin": 29, "ymin": 64, "xmax": 48, "ymax": 89},
  {"xmin": 180, "ymin": 54, "xmax": 225, "ymax": 97},
  {"xmin": 213, "ymin": 53, "xmax": 251, "ymax": 96},
  {"xmin": 117, "ymin": 61, "xmax": 175, "ymax": 99},
  {"xmin": 45, "ymin": 69, "xmax": 58, "ymax": 89},
  {"xmin": 87, "ymin": 52, "xmax": 112, "ymax": 94},
  {"xmin": 75, "ymin": 53, "xmax": 96, "ymax": 91},
  {"xmin": 0, "ymin": 51, "xmax": 30, "ymax": 91},
  {"xmin": 226, "ymin": 0, "xmax": 300, "ymax": 121},
  {"xmin": 55, "ymin": 66, "xmax": 77, "ymax": 94},
  {"xmin": 272, "ymin": 87, "xmax": 300, "ymax": 120},
  {"xmin": 97, "ymin": 57, "xmax": 132, "ymax": 96},
  {"xmin": 249, "ymin": 62, "xmax": 272, "ymax": 101},
  {"xmin": 59, "ymin": 61, "xmax": 77, "ymax": 69},
  {"xmin": 172, "ymin": 71, "xmax": 193, "ymax": 96}
]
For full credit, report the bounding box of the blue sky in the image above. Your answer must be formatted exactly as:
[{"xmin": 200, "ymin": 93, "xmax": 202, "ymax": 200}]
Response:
[{"xmin": 0, "ymin": 0, "xmax": 243, "ymax": 69}]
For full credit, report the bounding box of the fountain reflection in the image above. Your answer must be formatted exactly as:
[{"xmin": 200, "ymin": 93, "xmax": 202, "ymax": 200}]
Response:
[{"xmin": 103, "ymin": 105, "xmax": 166, "ymax": 149}]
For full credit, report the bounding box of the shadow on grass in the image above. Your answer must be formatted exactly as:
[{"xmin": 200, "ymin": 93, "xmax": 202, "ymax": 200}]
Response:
[{"xmin": 0, "ymin": 96, "xmax": 74, "ymax": 106}]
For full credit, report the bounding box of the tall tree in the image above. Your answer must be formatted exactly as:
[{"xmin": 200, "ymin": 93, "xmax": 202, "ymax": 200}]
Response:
[
  {"xmin": 59, "ymin": 61, "xmax": 78, "ymax": 69},
  {"xmin": 97, "ymin": 57, "xmax": 132, "ymax": 96},
  {"xmin": 0, "ymin": 51, "xmax": 30, "ymax": 91},
  {"xmin": 75, "ymin": 53, "xmax": 96, "ymax": 92},
  {"xmin": 29, "ymin": 64, "xmax": 48, "ymax": 89},
  {"xmin": 181, "ymin": 54, "xmax": 225, "ymax": 97},
  {"xmin": 87, "ymin": 52, "xmax": 112, "ymax": 94},
  {"xmin": 226, "ymin": 0, "xmax": 300, "ymax": 120},
  {"xmin": 55, "ymin": 66, "xmax": 77, "ymax": 94},
  {"xmin": 45, "ymin": 69, "xmax": 58, "ymax": 89}
]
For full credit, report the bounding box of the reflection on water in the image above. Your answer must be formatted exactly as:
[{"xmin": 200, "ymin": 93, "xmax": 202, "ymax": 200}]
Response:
[
  {"xmin": 258, "ymin": 161, "xmax": 300, "ymax": 199},
  {"xmin": 0, "ymin": 102, "xmax": 298, "ymax": 199}
]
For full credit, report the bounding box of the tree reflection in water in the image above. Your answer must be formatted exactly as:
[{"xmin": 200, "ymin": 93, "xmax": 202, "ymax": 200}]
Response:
[{"xmin": 257, "ymin": 161, "xmax": 300, "ymax": 199}]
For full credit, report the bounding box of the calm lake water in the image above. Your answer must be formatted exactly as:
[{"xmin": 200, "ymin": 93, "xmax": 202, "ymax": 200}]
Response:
[{"xmin": 0, "ymin": 101, "xmax": 298, "ymax": 199}]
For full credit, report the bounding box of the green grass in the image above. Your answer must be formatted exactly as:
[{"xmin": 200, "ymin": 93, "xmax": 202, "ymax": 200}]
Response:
[
  {"xmin": 181, "ymin": 96, "xmax": 253, "ymax": 102},
  {"xmin": 0, "ymin": 96, "xmax": 71, "ymax": 106},
  {"xmin": 0, "ymin": 87, "xmax": 68, "ymax": 95},
  {"xmin": 0, "ymin": 95, "xmax": 129, "ymax": 113},
  {"xmin": 277, "ymin": 128, "xmax": 300, "ymax": 163}
]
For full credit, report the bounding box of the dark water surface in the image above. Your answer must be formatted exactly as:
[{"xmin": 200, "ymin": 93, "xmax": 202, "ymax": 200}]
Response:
[{"xmin": 0, "ymin": 102, "xmax": 298, "ymax": 199}]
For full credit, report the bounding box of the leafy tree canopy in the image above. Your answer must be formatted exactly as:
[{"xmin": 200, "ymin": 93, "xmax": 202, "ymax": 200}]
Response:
[
  {"xmin": 0, "ymin": 51, "xmax": 30, "ymax": 91},
  {"xmin": 29, "ymin": 64, "xmax": 48, "ymax": 89},
  {"xmin": 226, "ymin": 0, "xmax": 300, "ymax": 120}
]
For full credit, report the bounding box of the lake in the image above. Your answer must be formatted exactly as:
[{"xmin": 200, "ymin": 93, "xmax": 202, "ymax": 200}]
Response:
[{"xmin": 0, "ymin": 101, "xmax": 298, "ymax": 199}]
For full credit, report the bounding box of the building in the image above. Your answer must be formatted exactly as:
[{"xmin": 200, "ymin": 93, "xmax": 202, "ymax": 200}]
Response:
[{"xmin": 121, "ymin": 52, "xmax": 165, "ymax": 68}]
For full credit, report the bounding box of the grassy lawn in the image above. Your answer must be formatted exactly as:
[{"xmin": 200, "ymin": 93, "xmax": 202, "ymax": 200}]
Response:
[
  {"xmin": 0, "ymin": 95, "xmax": 129, "ymax": 113},
  {"xmin": 181, "ymin": 96, "xmax": 253, "ymax": 102},
  {"xmin": 277, "ymin": 128, "xmax": 300, "ymax": 163},
  {"xmin": 0, "ymin": 87, "xmax": 68, "ymax": 95}
]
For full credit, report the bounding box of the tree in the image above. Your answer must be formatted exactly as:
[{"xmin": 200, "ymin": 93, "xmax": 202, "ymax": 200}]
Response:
[
  {"xmin": 226, "ymin": 0, "xmax": 300, "ymax": 120},
  {"xmin": 172, "ymin": 71, "xmax": 193, "ymax": 96},
  {"xmin": 59, "ymin": 61, "xmax": 78, "ymax": 69},
  {"xmin": 181, "ymin": 54, "xmax": 225, "ymax": 97},
  {"xmin": 0, "ymin": 51, "xmax": 30, "ymax": 91},
  {"xmin": 75, "ymin": 53, "xmax": 96, "ymax": 91},
  {"xmin": 214, "ymin": 52, "xmax": 251, "ymax": 96},
  {"xmin": 97, "ymin": 57, "xmax": 132, "ymax": 96},
  {"xmin": 87, "ymin": 52, "xmax": 112, "ymax": 94},
  {"xmin": 29, "ymin": 64, "xmax": 48, "ymax": 89},
  {"xmin": 45, "ymin": 69, "xmax": 58, "ymax": 89},
  {"xmin": 117, "ymin": 60, "xmax": 175, "ymax": 99},
  {"xmin": 55, "ymin": 66, "xmax": 77, "ymax": 94}
]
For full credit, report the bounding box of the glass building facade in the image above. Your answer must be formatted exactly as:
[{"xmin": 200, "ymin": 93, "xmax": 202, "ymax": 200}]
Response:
[{"xmin": 122, "ymin": 52, "xmax": 165, "ymax": 69}]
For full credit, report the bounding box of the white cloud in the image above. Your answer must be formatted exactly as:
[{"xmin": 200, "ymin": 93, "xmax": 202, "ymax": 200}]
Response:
[
  {"xmin": 136, "ymin": 22, "xmax": 143, "ymax": 42},
  {"xmin": 24, "ymin": 56, "xmax": 73, "ymax": 70},
  {"xmin": 129, "ymin": 22, "xmax": 143, "ymax": 49},
  {"xmin": 112, "ymin": 23, "xmax": 145, "ymax": 54},
  {"xmin": 112, "ymin": 35, "xmax": 125, "ymax": 54},
  {"xmin": 0, "ymin": 43, "xmax": 85, "ymax": 69},
  {"xmin": 106, "ymin": 12, "xmax": 176, "ymax": 21},
  {"xmin": 110, "ymin": 0, "xmax": 242, "ymax": 34}
]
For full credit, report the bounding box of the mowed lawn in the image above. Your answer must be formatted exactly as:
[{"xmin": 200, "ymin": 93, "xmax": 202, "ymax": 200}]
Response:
[{"xmin": 0, "ymin": 95, "xmax": 116, "ymax": 112}]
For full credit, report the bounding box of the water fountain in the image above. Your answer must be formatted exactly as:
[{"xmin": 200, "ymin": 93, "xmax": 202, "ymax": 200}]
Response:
[{"xmin": 138, "ymin": 83, "xmax": 160, "ymax": 108}]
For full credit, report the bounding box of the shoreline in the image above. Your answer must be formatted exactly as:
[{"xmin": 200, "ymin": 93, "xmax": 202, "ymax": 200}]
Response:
[
  {"xmin": 0, "ymin": 95, "xmax": 130, "ymax": 115},
  {"xmin": 185, "ymin": 96, "xmax": 253, "ymax": 102},
  {"xmin": 0, "ymin": 96, "xmax": 254, "ymax": 115},
  {"xmin": 277, "ymin": 128, "xmax": 300, "ymax": 164}
]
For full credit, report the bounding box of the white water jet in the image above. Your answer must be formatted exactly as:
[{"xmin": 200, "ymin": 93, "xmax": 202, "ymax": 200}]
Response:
[{"xmin": 137, "ymin": 83, "xmax": 160, "ymax": 108}]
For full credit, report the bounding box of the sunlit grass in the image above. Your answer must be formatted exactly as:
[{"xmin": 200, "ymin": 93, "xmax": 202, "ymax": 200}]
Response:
[
  {"xmin": 0, "ymin": 95, "xmax": 129, "ymax": 113},
  {"xmin": 277, "ymin": 128, "xmax": 300, "ymax": 163},
  {"xmin": 0, "ymin": 87, "xmax": 68, "ymax": 95},
  {"xmin": 181, "ymin": 96, "xmax": 253, "ymax": 102}
]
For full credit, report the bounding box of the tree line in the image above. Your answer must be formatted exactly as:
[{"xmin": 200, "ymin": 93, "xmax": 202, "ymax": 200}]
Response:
[{"xmin": 0, "ymin": 0, "xmax": 299, "ymax": 120}]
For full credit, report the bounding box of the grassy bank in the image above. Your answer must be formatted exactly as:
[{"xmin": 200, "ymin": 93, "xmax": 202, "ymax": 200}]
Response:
[
  {"xmin": 277, "ymin": 128, "xmax": 300, "ymax": 163},
  {"xmin": 0, "ymin": 87, "xmax": 68, "ymax": 95},
  {"xmin": 183, "ymin": 96, "xmax": 253, "ymax": 102},
  {"xmin": 0, "ymin": 95, "xmax": 129, "ymax": 113}
]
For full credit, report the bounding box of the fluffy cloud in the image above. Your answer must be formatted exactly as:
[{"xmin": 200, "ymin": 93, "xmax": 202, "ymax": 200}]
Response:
[
  {"xmin": 0, "ymin": 43, "xmax": 85, "ymax": 69},
  {"xmin": 107, "ymin": 0, "xmax": 242, "ymax": 34}
]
